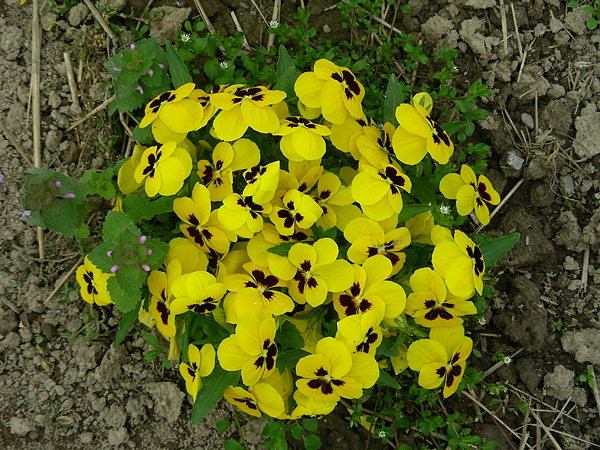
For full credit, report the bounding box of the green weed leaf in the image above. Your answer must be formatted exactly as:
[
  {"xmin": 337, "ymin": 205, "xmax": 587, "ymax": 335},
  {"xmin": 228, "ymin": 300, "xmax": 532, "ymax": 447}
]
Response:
[
  {"xmin": 267, "ymin": 242, "xmax": 296, "ymax": 257},
  {"xmin": 191, "ymin": 365, "xmax": 240, "ymax": 424},
  {"xmin": 398, "ymin": 204, "xmax": 431, "ymax": 223},
  {"xmin": 304, "ymin": 434, "xmax": 322, "ymax": 450},
  {"xmin": 377, "ymin": 369, "xmax": 401, "ymax": 389},
  {"xmin": 102, "ymin": 211, "xmax": 135, "ymax": 243},
  {"xmin": 276, "ymin": 321, "xmax": 305, "ymax": 350},
  {"xmin": 113, "ymin": 298, "xmax": 141, "ymax": 347},
  {"xmin": 166, "ymin": 41, "xmax": 192, "ymax": 88},
  {"xmin": 480, "ymin": 233, "xmax": 520, "ymax": 267},
  {"xmin": 277, "ymin": 348, "xmax": 309, "ymax": 370},
  {"xmin": 384, "ymin": 74, "xmax": 404, "ymax": 126}
]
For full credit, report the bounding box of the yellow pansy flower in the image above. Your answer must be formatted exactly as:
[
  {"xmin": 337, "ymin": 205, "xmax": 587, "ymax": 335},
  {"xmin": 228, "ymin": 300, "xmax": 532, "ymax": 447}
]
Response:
[
  {"xmin": 211, "ymin": 86, "xmax": 287, "ymax": 141},
  {"xmin": 179, "ymin": 343, "xmax": 215, "ymax": 401},
  {"xmin": 117, "ymin": 145, "xmax": 145, "ymax": 195},
  {"xmin": 330, "ymin": 115, "xmax": 377, "ymax": 160},
  {"xmin": 273, "ymin": 116, "xmax": 331, "ymax": 161},
  {"xmin": 278, "ymin": 159, "xmax": 324, "ymax": 194},
  {"xmin": 242, "ymin": 161, "xmax": 281, "ymax": 204},
  {"xmin": 169, "ymin": 270, "xmax": 226, "ymax": 315},
  {"xmin": 133, "ymin": 141, "xmax": 193, "ymax": 197},
  {"xmin": 218, "ymin": 315, "xmax": 278, "ymax": 386},
  {"xmin": 405, "ymin": 268, "xmax": 477, "ymax": 328},
  {"xmin": 356, "ymin": 122, "xmax": 396, "ymax": 168},
  {"xmin": 407, "ymin": 326, "xmax": 473, "ymax": 398},
  {"xmin": 224, "ymin": 384, "xmax": 285, "ymax": 418},
  {"xmin": 76, "ymin": 256, "xmax": 113, "ymax": 306},
  {"xmin": 405, "ymin": 211, "xmax": 435, "ymax": 245},
  {"xmin": 165, "ymin": 237, "xmax": 209, "ymax": 274},
  {"xmin": 336, "ymin": 309, "xmax": 384, "ymax": 356},
  {"xmin": 439, "ymin": 164, "xmax": 501, "ymax": 225},
  {"xmin": 269, "ymin": 189, "xmax": 322, "ymax": 236},
  {"xmin": 390, "ymin": 344, "xmax": 408, "ymax": 375},
  {"xmin": 294, "ymin": 59, "xmax": 365, "ymax": 124},
  {"xmin": 311, "ymin": 172, "xmax": 361, "ymax": 232},
  {"xmin": 351, "ymin": 163, "xmax": 411, "ymax": 221},
  {"xmin": 392, "ymin": 103, "xmax": 453, "ymax": 165},
  {"xmin": 218, "ymin": 193, "xmax": 272, "ymax": 239},
  {"xmin": 147, "ymin": 259, "xmax": 182, "ymax": 338},
  {"xmin": 140, "ymin": 83, "xmax": 204, "ymax": 134},
  {"xmin": 432, "ymin": 229, "xmax": 485, "ymax": 297},
  {"xmin": 290, "ymin": 390, "xmax": 337, "ymax": 419},
  {"xmin": 295, "ymin": 337, "xmax": 378, "ymax": 403}
]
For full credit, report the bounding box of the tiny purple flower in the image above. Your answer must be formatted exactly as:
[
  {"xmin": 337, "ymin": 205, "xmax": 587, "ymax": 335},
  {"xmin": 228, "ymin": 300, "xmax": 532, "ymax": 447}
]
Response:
[
  {"xmin": 158, "ymin": 64, "xmax": 164, "ymax": 69},
  {"xmin": 140, "ymin": 264, "xmax": 151, "ymax": 272},
  {"xmin": 147, "ymin": 69, "xmax": 153, "ymax": 76},
  {"xmin": 55, "ymin": 181, "xmax": 61, "ymax": 187},
  {"xmin": 61, "ymin": 193, "xmax": 75, "ymax": 199},
  {"xmin": 112, "ymin": 67, "xmax": 122, "ymax": 72},
  {"xmin": 107, "ymin": 251, "xmax": 113, "ymax": 257},
  {"xmin": 21, "ymin": 210, "xmax": 31, "ymax": 220},
  {"xmin": 146, "ymin": 249, "xmax": 152, "ymax": 256},
  {"xmin": 0, "ymin": 173, "xmax": 5, "ymax": 191},
  {"xmin": 139, "ymin": 236, "xmax": 147, "ymax": 244},
  {"xmin": 136, "ymin": 85, "xmax": 143, "ymax": 95},
  {"xmin": 130, "ymin": 43, "xmax": 135, "ymax": 50},
  {"xmin": 111, "ymin": 265, "xmax": 120, "ymax": 273}
]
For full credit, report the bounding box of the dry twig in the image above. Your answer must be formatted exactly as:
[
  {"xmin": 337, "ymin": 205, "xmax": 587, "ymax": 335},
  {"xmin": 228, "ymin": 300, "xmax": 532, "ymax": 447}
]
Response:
[
  {"xmin": 499, "ymin": 0, "xmax": 508, "ymax": 55},
  {"xmin": 32, "ymin": 0, "xmax": 44, "ymax": 261},
  {"xmin": 65, "ymin": 95, "xmax": 116, "ymax": 132},
  {"xmin": 44, "ymin": 257, "xmax": 83, "ymax": 306},
  {"xmin": 268, "ymin": 0, "xmax": 281, "ymax": 51},
  {"xmin": 483, "ymin": 348, "xmax": 524, "ymax": 379},
  {"xmin": 230, "ymin": 11, "xmax": 252, "ymax": 50},
  {"xmin": 193, "ymin": 0, "xmax": 226, "ymax": 54},
  {"xmin": 511, "ymin": 3, "xmax": 523, "ymax": 61},
  {"xmin": 82, "ymin": 0, "xmax": 116, "ymax": 40},
  {"xmin": 63, "ymin": 52, "xmax": 80, "ymax": 112},
  {"xmin": 0, "ymin": 121, "xmax": 33, "ymax": 166},
  {"xmin": 580, "ymin": 244, "xmax": 590, "ymax": 293}
]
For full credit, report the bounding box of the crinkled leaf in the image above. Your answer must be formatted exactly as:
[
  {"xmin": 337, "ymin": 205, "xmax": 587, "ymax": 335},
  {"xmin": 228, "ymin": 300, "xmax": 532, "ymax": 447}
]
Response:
[
  {"xmin": 102, "ymin": 211, "xmax": 135, "ymax": 243},
  {"xmin": 87, "ymin": 242, "xmax": 117, "ymax": 273},
  {"xmin": 377, "ymin": 369, "xmax": 401, "ymax": 389},
  {"xmin": 107, "ymin": 275, "xmax": 140, "ymax": 313},
  {"xmin": 191, "ymin": 365, "xmax": 240, "ymax": 424},
  {"xmin": 275, "ymin": 321, "xmax": 305, "ymax": 350},
  {"xmin": 114, "ymin": 298, "xmax": 141, "ymax": 347},
  {"xmin": 144, "ymin": 239, "xmax": 169, "ymax": 268},
  {"xmin": 122, "ymin": 195, "xmax": 174, "ymax": 222}
]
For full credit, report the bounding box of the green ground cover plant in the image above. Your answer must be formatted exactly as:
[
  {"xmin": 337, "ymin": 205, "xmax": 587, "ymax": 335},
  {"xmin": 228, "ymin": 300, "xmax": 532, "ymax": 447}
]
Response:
[{"xmin": 20, "ymin": 2, "xmax": 520, "ymax": 448}]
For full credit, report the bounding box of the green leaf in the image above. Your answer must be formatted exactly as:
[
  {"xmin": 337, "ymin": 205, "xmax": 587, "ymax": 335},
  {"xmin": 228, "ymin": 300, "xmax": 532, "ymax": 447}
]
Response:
[
  {"xmin": 267, "ymin": 241, "xmax": 296, "ymax": 257},
  {"xmin": 377, "ymin": 369, "xmax": 401, "ymax": 389},
  {"xmin": 122, "ymin": 195, "xmax": 174, "ymax": 222},
  {"xmin": 398, "ymin": 204, "xmax": 431, "ymax": 223},
  {"xmin": 166, "ymin": 41, "xmax": 192, "ymax": 88},
  {"xmin": 276, "ymin": 321, "xmax": 305, "ymax": 350},
  {"xmin": 302, "ymin": 418, "xmax": 318, "ymax": 433},
  {"xmin": 587, "ymin": 17, "xmax": 598, "ymax": 30},
  {"xmin": 276, "ymin": 45, "xmax": 294, "ymax": 78},
  {"xmin": 274, "ymin": 65, "xmax": 299, "ymax": 100},
  {"xmin": 276, "ymin": 348, "xmax": 309, "ymax": 370},
  {"xmin": 384, "ymin": 74, "xmax": 404, "ymax": 126},
  {"xmin": 143, "ymin": 331, "xmax": 160, "ymax": 346},
  {"xmin": 351, "ymin": 58, "xmax": 367, "ymax": 73},
  {"xmin": 74, "ymin": 223, "xmax": 90, "ymax": 239},
  {"xmin": 132, "ymin": 124, "xmax": 154, "ymax": 145},
  {"xmin": 113, "ymin": 298, "xmax": 141, "ymax": 347},
  {"xmin": 410, "ymin": 177, "xmax": 437, "ymax": 205},
  {"xmin": 191, "ymin": 365, "xmax": 240, "ymax": 424},
  {"xmin": 290, "ymin": 424, "xmax": 304, "ymax": 440},
  {"xmin": 304, "ymin": 434, "xmax": 322, "ymax": 450},
  {"xmin": 107, "ymin": 276, "xmax": 141, "ymax": 313},
  {"xmin": 224, "ymin": 441, "xmax": 243, "ymax": 450},
  {"xmin": 480, "ymin": 233, "xmax": 520, "ymax": 267},
  {"xmin": 82, "ymin": 167, "xmax": 116, "ymax": 200},
  {"xmin": 567, "ymin": 0, "xmax": 580, "ymax": 7},
  {"xmin": 144, "ymin": 349, "xmax": 161, "ymax": 361},
  {"xmin": 215, "ymin": 419, "xmax": 231, "ymax": 432},
  {"xmin": 442, "ymin": 121, "xmax": 468, "ymax": 136},
  {"xmin": 87, "ymin": 242, "xmax": 117, "ymax": 273},
  {"xmin": 480, "ymin": 441, "xmax": 502, "ymax": 450},
  {"xmin": 102, "ymin": 211, "xmax": 135, "ymax": 243}
]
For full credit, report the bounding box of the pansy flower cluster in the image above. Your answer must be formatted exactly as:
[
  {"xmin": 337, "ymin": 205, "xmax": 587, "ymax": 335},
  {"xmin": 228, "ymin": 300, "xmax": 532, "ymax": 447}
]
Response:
[{"xmin": 77, "ymin": 57, "xmax": 501, "ymax": 419}]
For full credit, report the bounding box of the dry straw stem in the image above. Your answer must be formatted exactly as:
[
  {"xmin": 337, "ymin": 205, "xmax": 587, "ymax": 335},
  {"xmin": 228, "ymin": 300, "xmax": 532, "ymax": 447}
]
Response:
[
  {"xmin": 0, "ymin": 120, "xmax": 33, "ymax": 166},
  {"xmin": 44, "ymin": 256, "xmax": 83, "ymax": 306},
  {"xmin": 580, "ymin": 244, "xmax": 590, "ymax": 293},
  {"xmin": 193, "ymin": 0, "xmax": 226, "ymax": 54},
  {"xmin": 268, "ymin": 0, "xmax": 281, "ymax": 50},
  {"xmin": 338, "ymin": 0, "xmax": 403, "ymax": 36},
  {"xmin": 475, "ymin": 178, "xmax": 524, "ymax": 234},
  {"xmin": 63, "ymin": 52, "xmax": 80, "ymax": 111},
  {"xmin": 65, "ymin": 95, "xmax": 116, "ymax": 132},
  {"xmin": 507, "ymin": 383, "xmax": 580, "ymax": 423},
  {"xmin": 230, "ymin": 11, "xmax": 252, "ymax": 50},
  {"xmin": 249, "ymin": 0, "xmax": 269, "ymax": 25},
  {"xmin": 591, "ymin": 366, "xmax": 600, "ymax": 417},
  {"xmin": 482, "ymin": 347, "xmax": 524, "ymax": 379},
  {"xmin": 511, "ymin": 3, "xmax": 523, "ymax": 61},
  {"xmin": 499, "ymin": 0, "xmax": 508, "ymax": 55},
  {"xmin": 82, "ymin": 0, "xmax": 115, "ymax": 40}
]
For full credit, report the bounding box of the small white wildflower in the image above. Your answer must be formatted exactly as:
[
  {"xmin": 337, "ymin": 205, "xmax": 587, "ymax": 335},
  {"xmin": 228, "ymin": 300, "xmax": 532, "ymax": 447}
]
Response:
[
  {"xmin": 439, "ymin": 205, "xmax": 451, "ymax": 215},
  {"xmin": 478, "ymin": 317, "xmax": 487, "ymax": 326},
  {"xmin": 378, "ymin": 123, "xmax": 385, "ymax": 130},
  {"xmin": 378, "ymin": 430, "xmax": 386, "ymax": 438},
  {"xmin": 180, "ymin": 33, "xmax": 191, "ymax": 43},
  {"xmin": 269, "ymin": 20, "xmax": 279, "ymax": 29},
  {"xmin": 503, "ymin": 356, "xmax": 512, "ymax": 365},
  {"xmin": 220, "ymin": 61, "xmax": 229, "ymax": 69}
]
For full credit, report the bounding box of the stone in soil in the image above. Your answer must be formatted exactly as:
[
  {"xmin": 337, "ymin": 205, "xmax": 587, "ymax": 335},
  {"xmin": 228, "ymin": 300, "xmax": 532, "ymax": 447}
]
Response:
[
  {"xmin": 562, "ymin": 329, "xmax": 600, "ymax": 365},
  {"xmin": 149, "ymin": 7, "xmax": 192, "ymax": 46},
  {"xmin": 573, "ymin": 103, "xmax": 600, "ymax": 159},
  {"xmin": 544, "ymin": 364, "xmax": 574, "ymax": 401},
  {"xmin": 146, "ymin": 382, "xmax": 185, "ymax": 424}
]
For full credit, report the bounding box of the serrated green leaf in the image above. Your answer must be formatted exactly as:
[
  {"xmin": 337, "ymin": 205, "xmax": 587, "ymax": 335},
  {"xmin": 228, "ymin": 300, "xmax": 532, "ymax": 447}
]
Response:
[
  {"xmin": 166, "ymin": 41, "xmax": 192, "ymax": 88},
  {"xmin": 480, "ymin": 233, "xmax": 520, "ymax": 267},
  {"xmin": 276, "ymin": 321, "xmax": 305, "ymax": 350},
  {"xmin": 132, "ymin": 124, "xmax": 154, "ymax": 145},
  {"xmin": 114, "ymin": 298, "xmax": 141, "ymax": 347},
  {"xmin": 107, "ymin": 276, "xmax": 140, "ymax": 313},
  {"xmin": 191, "ymin": 365, "xmax": 239, "ymax": 424},
  {"xmin": 87, "ymin": 242, "xmax": 116, "ymax": 273},
  {"xmin": 276, "ymin": 348, "xmax": 309, "ymax": 370},
  {"xmin": 102, "ymin": 211, "xmax": 135, "ymax": 243},
  {"xmin": 377, "ymin": 369, "xmax": 401, "ymax": 389},
  {"xmin": 116, "ymin": 265, "xmax": 146, "ymax": 297},
  {"xmin": 144, "ymin": 239, "xmax": 169, "ymax": 268},
  {"xmin": 384, "ymin": 74, "xmax": 404, "ymax": 126},
  {"xmin": 267, "ymin": 241, "xmax": 296, "ymax": 257},
  {"xmin": 398, "ymin": 204, "xmax": 431, "ymax": 223},
  {"xmin": 74, "ymin": 223, "xmax": 90, "ymax": 240},
  {"xmin": 122, "ymin": 195, "xmax": 174, "ymax": 222}
]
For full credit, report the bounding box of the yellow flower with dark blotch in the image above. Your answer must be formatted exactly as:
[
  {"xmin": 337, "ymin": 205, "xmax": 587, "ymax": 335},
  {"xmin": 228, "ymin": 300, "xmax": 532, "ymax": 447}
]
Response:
[
  {"xmin": 133, "ymin": 141, "xmax": 193, "ymax": 197},
  {"xmin": 432, "ymin": 229, "xmax": 485, "ymax": 297},
  {"xmin": 151, "ymin": 116, "xmax": 188, "ymax": 144},
  {"xmin": 294, "ymin": 59, "xmax": 365, "ymax": 124},
  {"xmin": 140, "ymin": 83, "xmax": 204, "ymax": 134},
  {"xmin": 179, "ymin": 343, "xmax": 215, "ymax": 401},
  {"xmin": 311, "ymin": 172, "xmax": 361, "ymax": 232},
  {"xmin": 261, "ymin": 368, "xmax": 294, "ymax": 417},
  {"xmin": 218, "ymin": 193, "xmax": 272, "ymax": 239},
  {"xmin": 148, "ymin": 259, "xmax": 182, "ymax": 338},
  {"xmin": 439, "ymin": 165, "xmax": 500, "ymax": 225},
  {"xmin": 224, "ymin": 384, "xmax": 285, "ymax": 418},
  {"xmin": 344, "ymin": 218, "xmax": 411, "ymax": 275},
  {"xmin": 392, "ymin": 103, "xmax": 454, "ymax": 165},
  {"xmin": 295, "ymin": 337, "xmax": 379, "ymax": 403},
  {"xmin": 273, "ymin": 116, "xmax": 331, "ymax": 161},
  {"xmin": 405, "ymin": 211, "xmax": 435, "ymax": 246},
  {"xmin": 76, "ymin": 256, "xmax": 114, "ymax": 306},
  {"xmin": 197, "ymin": 139, "xmax": 261, "ymax": 202},
  {"xmin": 333, "ymin": 255, "xmax": 406, "ymax": 320},
  {"xmin": 278, "ymin": 159, "xmax": 324, "ymax": 194},
  {"xmin": 298, "ymin": 100, "xmax": 321, "ymax": 120},
  {"xmin": 272, "ymin": 238, "xmax": 353, "ymax": 307},
  {"xmin": 210, "ymin": 244, "xmax": 251, "ymax": 283},
  {"xmin": 242, "ymin": 161, "xmax": 280, "ymax": 204},
  {"xmin": 290, "ymin": 390, "xmax": 337, "ymax": 419},
  {"xmin": 112, "ymin": 196, "xmax": 123, "ymax": 213},
  {"xmin": 330, "ymin": 115, "xmax": 378, "ymax": 160},
  {"xmin": 223, "ymin": 261, "xmax": 293, "ymax": 322},
  {"xmin": 246, "ymin": 224, "xmax": 313, "ymax": 278},
  {"xmin": 218, "ymin": 315, "xmax": 278, "ymax": 386},
  {"xmin": 356, "ymin": 122, "xmax": 396, "ymax": 168},
  {"xmin": 169, "ymin": 270, "xmax": 226, "ymax": 315},
  {"xmin": 351, "ymin": 163, "xmax": 411, "ymax": 221},
  {"xmin": 336, "ymin": 309, "xmax": 384, "ymax": 356},
  {"xmin": 173, "ymin": 183, "xmax": 231, "ymax": 254},
  {"xmin": 405, "ymin": 268, "xmax": 477, "ymax": 328},
  {"xmin": 270, "ymin": 189, "xmax": 322, "ymax": 236},
  {"xmin": 117, "ymin": 145, "xmax": 145, "ymax": 195},
  {"xmin": 211, "ymin": 86, "xmax": 287, "ymax": 141},
  {"xmin": 190, "ymin": 88, "xmax": 218, "ymax": 130},
  {"xmin": 407, "ymin": 326, "xmax": 473, "ymax": 398},
  {"xmin": 165, "ymin": 237, "xmax": 209, "ymax": 274}
]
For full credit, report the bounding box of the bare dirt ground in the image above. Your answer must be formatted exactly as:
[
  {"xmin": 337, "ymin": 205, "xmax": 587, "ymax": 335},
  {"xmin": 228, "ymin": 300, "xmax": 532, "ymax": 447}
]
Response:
[{"xmin": 1, "ymin": 0, "xmax": 600, "ymax": 449}]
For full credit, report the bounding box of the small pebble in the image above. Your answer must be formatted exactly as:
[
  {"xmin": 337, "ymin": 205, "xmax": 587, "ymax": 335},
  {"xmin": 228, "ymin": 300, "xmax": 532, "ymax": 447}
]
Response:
[
  {"xmin": 323, "ymin": 24, "xmax": 332, "ymax": 34},
  {"xmin": 560, "ymin": 174, "xmax": 575, "ymax": 196},
  {"xmin": 521, "ymin": 113, "xmax": 534, "ymax": 129},
  {"xmin": 506, "ymin": 151, "xmax": 525, "ymax": 170},
  {"xmin": 549, "ymin": 18, "xmax": 563, "ymax": 33}
]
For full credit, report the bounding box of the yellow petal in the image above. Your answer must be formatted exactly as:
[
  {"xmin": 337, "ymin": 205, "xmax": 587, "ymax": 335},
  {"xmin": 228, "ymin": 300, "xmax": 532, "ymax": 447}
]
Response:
[
  {"xmin": 439, "ymin": 173, "xmax": 466, "ymax": 200},
  {"xmin": 213, "ymin": 106, "xmax": 248, "ymax": 141},
  {"xmin": 241, "ymin": 101, "xmax": 281, "ymax": 134}
]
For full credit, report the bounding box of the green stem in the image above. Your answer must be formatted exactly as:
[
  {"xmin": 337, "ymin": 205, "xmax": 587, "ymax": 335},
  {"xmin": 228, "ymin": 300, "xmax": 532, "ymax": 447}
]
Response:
[{"xmin": 231, "ymin": 409, "xmax": 248, "ymax": 450}]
